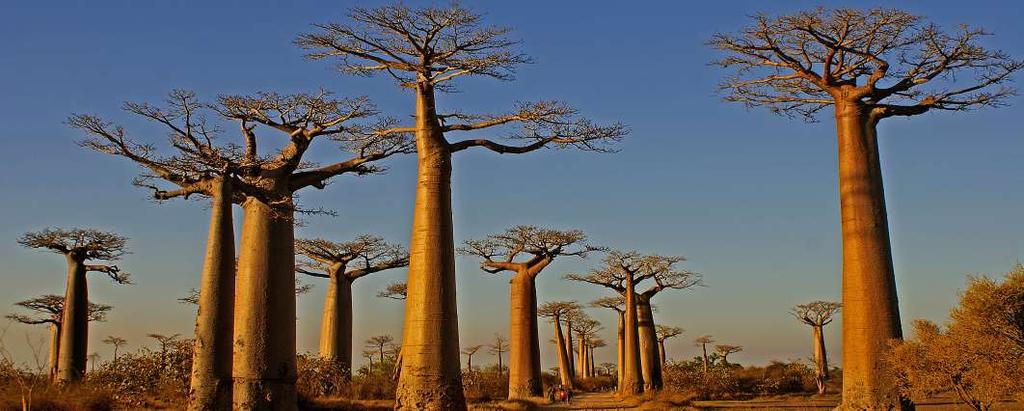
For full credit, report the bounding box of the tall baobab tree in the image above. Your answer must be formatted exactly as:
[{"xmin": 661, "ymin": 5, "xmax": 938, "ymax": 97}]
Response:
[
  {"xmin": 655, "ymin": 325, "xmax": 683, "ymax": 366},
  {"xmin": 18, "ymin": 228, "xmax": 130, "ymax": 384},
  {"xmin": 102, "ymin": 336, "xmax": 127, "ymax": 362},
  {"xmin": 715, "ymin": 344, "xmax": 743, "ymax": 366},
  {"xmin": 694, "ymin": 335, "xmax": 714, "ymax": 373},
  {"xmin": 567, "ymin": 250, "xmax": 700, "ymax": 392},
  {"xmin": 461, "ymin": 344, "xmax": 483, "ymax": 371},
  {"xmin": 461, "ymin": 226, "xmax": 600, "ymax": 398},
  {"xmin": 792, "ymin": 301, "xmax": 842, "ymax": 394},
  {"xmin": 6, "ymin": 295, "xmax": 111, "ymax": 380},
  {"xmin": 591, "ymin": 296, "xmax": 625, "ymax": 384},
  {"xmin": 710, "ymin": 8, "xmax": 1022, "ymax": 408},
  {"xmin": 570, "ymin": 316, "xmax": 601, "ymax": 379},
  {"xmin": 537, "ymin": 301, "xmax": 581, "ymax": 388},
  {"xmin": 587, "ymin": 339, "xmax": 606, "ymax": 379},
  {"xmin": 487, "ymin": 334, "xmax": 509, "ymax": 374},
  {"xmin": 298, "ymin": 5, "xmax": 627, "ymax": 407},
  {"xmin": 73, "ymin": 90, "xmax": 412, "ymax": 410},
  {"xmin": 296, "ymin": 235, "xmax": 408, "ymax": 379}
]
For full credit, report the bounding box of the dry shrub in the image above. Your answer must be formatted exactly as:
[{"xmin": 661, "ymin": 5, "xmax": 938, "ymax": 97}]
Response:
[
  {"xmin": 663, "ymin": 359, "xmax": 817, "ymax": 400},
  {"xmin": 462, "ymin": 369, "xmax": 508, "ymax": 403},
  {"xmin": 89, "ymin": 338, "xmax": 192, "ymax": 407},
  {"xmin": 573, "ymin": 374, "xmax": 616, "ymax": 392},
  {"xmin": 296, "ymin": 354, "xmax": 397, "ymax": 404}
]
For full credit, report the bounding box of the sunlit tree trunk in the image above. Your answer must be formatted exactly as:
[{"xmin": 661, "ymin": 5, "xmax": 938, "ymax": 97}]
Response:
[
  {"xmin": 48, "ymin": 323, "xmax": 60, "ymax": 381},
  {"xmin": 319, "ymin": 271, "xmax": 353, "ymax": 379},
  {"xmin": 835, "ymin": 101, "xmax": 905, "ymax": 409},
  {"xmin": 508, "ymin": 273, "xmax": 542, "ymax": 399},
  {"xmin": 565, "ymin": 319, "xmax": 576, "ymax": 378},
  {"xmin": 56, "ymin": 254, "xmax": 88, "ymax": 383},
  {"xmin": 233, "ymin": 198, "xmax": 298, "ymax": 410},
  {"xmin": 813, "ymin": 325, "xmax": 828, "ymax": 395},
  {"xmin": 189, "ymin": 178, "xmax": 235, "ymax": 411},
  {"xmin": 576, "ymin": 334, "xmax": 586, "ymax": 379},
  {"xmin": 396, "ymin": 84, "xmax": 466, "ymax": 410},
  {"xmin": 658, "ymin": 340, "xmax": 666, "ymax": 366},
  {"xmin": 616, "ymin": 312, "xmax": 624, "ymax": 386},
  {"xmin": 553, "ymin": 319, "xmax": 573, "ymax": 388},
  {"xmin": 636, "ymin": 297, "xmax": 662, "ymax": 390},
  {"xmin": 620, "ymin": 278, "xmax": 643, "ymax": 395}
]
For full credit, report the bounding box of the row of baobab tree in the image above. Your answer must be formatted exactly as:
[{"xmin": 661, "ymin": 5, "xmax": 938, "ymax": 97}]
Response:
[{"xmin": 10, "ymin": 2, "xmax": 1022, "ymax": 410}]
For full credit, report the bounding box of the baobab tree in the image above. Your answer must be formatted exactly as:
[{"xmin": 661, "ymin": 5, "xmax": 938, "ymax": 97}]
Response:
[
  {"xmin": 591, "ymin": 296, "xmax": 625, "ymax": 384},
  {"xmin": 298, "ymin": 4, "xmax": 627, "ymax": 407},
  {"xmin": 6, "ymin": 295, "xmax": 111, "ymax": 379},
  {"xmin": 366, "ymin": 335, "xmax": 395, "ymax": 365},
  {"xmin": 461, "ymin": 226, "xmax": 600, "ymax": 398},
  {"xmin": 18, "ymin": 228, "xmax": 130, "ymax": 384},
  {"xmin": 73, "ymin": 90, "xmax": 412, "ymax": 410},
  {"xmin": 570, "ymin": 316, "xmax": 601, "ymax": 379},
  {"xmin": 487, "ymin": 334, "xmax": 509, "ymax": 374},
  {"xmin": 567, "ymin": 250, "xmax": 700, "ymax": 392},
  {"xmin": 715, "ymin": 344, "xmax": 743, "ymax": 366},
  {"xmin": 461, "ymin": 344, "xmax": 483, "ymax": 371},
  {"xmin": 586, "ymin": 338, "xmax": 606, "ymax": 379},
  {"xmin": 710, "ymin": 8, "xmax": 1022, "ymax": 408},
  {"xmin": 537, "ymin": 301, "xmax": 581, "ymax": 388},
  {"xmin": 377, "ymin": 282, "xmax": 408, "ymax": 300},
  {"xmin": 296, "ymin": 235, "xmax": 409, "ymax": 379},
  {"xmin": 148, "ymin": 333, "xmax": 182, "ymax": 371},
  {"xmin": 102, "ymin": 336, "xmax": 127, "ymax": 362},
  {"xmin": 655, "ymin": 325, "xmax": 683, "ymax": 366},
  {"xmin": 694, "ymin": 335, "xmax": 714, "ymax": 373},
  {"xmin": 792, "ymin": 301, "xmax": 842, "ymax": 394}
]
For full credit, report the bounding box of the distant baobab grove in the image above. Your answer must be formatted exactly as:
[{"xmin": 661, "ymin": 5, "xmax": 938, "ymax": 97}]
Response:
[{"xmin": 1, "ymin": 2, "xmax": 1022, "ymax": 410}]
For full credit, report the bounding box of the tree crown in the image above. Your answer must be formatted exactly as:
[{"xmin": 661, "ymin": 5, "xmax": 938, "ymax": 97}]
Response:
[
  {"xmin": 711, "ymin": 7, "xmax": 1022, "ymax": 121},
  {"xmin": 656, "ymin": 325, "xmax": 684, "ymax": 341},
  {"xmin": 565, "ymin": 250, "xmax": 702, "ymax": 296},
  {"xmin": 460, "ymin": 225, "xmax": 602, "ymax": 275},
  {"xmin": 791, "ymin": 300, "xmax": 842, "ymax": 326},
  {"xmin": 19, "ymin": 228, "xmax": 128, "ymax": 261},
  {"xmin": 6, "ymin": 294, "xmax": 111, "ymax": 325},
  {"xmin": 377, "ymin": 282, "xmax": 408, "ymax": 300},
  {"xmin": 295, "ymin": 235, "xmax": 409, "ymax": 280}
]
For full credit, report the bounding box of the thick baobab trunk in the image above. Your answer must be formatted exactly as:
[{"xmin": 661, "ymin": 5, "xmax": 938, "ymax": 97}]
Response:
[
  {"xmin": 48, "ymin": 323, "xmax": 60, "ymax": 380},
  {"xmin": 616, "ymin": 312, "xmax": 624, "ymax": 386},
  {"xmin": 619, "ymin": 283, "xmax": 643, "ymax": 395},
  {"xmin": 576, "ymin": 334, "xmax": 585, "ymax": 379},
  {"xmin": 319, "ymin": 272, "xmax": 353, "ymax": 379},
  {"xmin": 396, "ymin": 84, "xmax": 466, "ymax": 410},
  {"xmin": 233, "ymin": 198, "xmax": 298, "ymax": 410},
  {"xmin": 813, "ymin": 325, "xmax": 828, "ymax": 395},
  {"xmin": 553, "ymin": 319, "xmax": 574, "ymax": 388},
  {"xmin": 507, "ymin": 273, "xmax": 542, "ymax": 399},
  {"xmin": 636, "ymin": 298, "xmax": 662, "ymax": 390},
  {"xmin": 565, "ymin": 320, "xmax": 576, "ymax": 378},
  {"xmin": 189, "ymin": 178, "xmax": 235, "ymax": 411},
  {"xmin": 56, "ymin": 255, "xmax": 88, "ymax": 383},
  {"xmin": 834, "ymin": 102, "xmax": 904, "ymax": 410}
]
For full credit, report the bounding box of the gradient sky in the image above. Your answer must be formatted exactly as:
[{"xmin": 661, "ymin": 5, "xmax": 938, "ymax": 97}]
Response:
[{"xmin": 1, "ymin": 1, "xmax": 1022, "ymax": 371}]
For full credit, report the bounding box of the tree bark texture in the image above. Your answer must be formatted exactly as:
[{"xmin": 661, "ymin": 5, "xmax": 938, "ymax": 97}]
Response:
[
  {"xmin": 507, "ymin": 273, "xmax": 542, "ymax": 399},
  {"xmin": 319, "ymin": 273, "xmax": 353, "ymax": 379},
  {"xmin": 619, "ymin": 281, "xmax": 643, "ymax": 395},
  {"xmin": 636, "ymin": 298, "xmax": 662, "ymax": 390},
  {"xmin": 56, "ymin": 255, "xmax": 87, "ymax": 383},
  {"xmin": 813, "ymin": 325, "xmax": 829, "ymax": 395},
  {"xmin": 553, "ymin": 319, "xmax": 574, "ymax": 388}
]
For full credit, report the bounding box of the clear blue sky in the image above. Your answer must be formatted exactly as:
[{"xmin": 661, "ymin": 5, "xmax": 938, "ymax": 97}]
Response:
[{"xmin": 1, "ymin": 1, "xmax": 1021, "ymax": 370}]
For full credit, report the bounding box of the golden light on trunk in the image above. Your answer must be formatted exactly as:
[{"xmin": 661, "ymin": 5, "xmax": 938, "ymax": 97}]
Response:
[{"xmin": 792, "ymin": 301, "xmax": 841, "ymax": 395}]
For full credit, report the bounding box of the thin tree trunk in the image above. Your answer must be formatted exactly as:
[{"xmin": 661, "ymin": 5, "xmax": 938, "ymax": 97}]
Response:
[
  {"xmin": 813, "ymin": 325, "xmax": 828, "ymax": 395},
  {"xmin": 508, "ymin": 272, "xmax": 542, "ymax": 399},
  {"xmin": 189, "ymin": 178, "xmax": 235, "ymax": 411},
  {"xmin": 636, "ymin": 298, "xmax": 662, "ymax": 390},
  {"xmin": 616, "ymin": 311, "xmax": 624, "ymax": 387},
  {"xmin": 658, "ymin": 340, "xmax": 666, "ymax": 366},
  {"xmin": 48, "ymin": 323, "xmax": 59, "ymax": 381},
  {"xmin": 319, "ymin": 273, "xmax": 353, "ymax": 380},
  {"xmin": 589, "ymin": 345, "xmax": 595, "ymax": 378},
  {"xmin": 565, "ymin": 320, "xmax": 576, "ymax": 378},
  {"xmin": 553, "ymin": 319, "xmax": 573, "ymax": 388},
  {"xmin": 396, "ymin": 84, "xmax": 465, "ymax": 410},
  {"xmin": 834, "ymin": 101, "xmax": 905, "ymax": 410},
  {"xmin": 701, "ymin": 344, "xmax": 708, "ymax": 373},
  {"xmin": 620, "ymin": 280, "xmax": 643, "ymax": 395},
  {"xmin": 576, "ymin": 334, "xmax": 585, "ymax": 379},
  {"xmin": 56, "ymin": 255, "xmax": 87, "ymax": 383},
  {"xmin": 233, "ymin": 198, "xmax": 297, "ymax": 410}
]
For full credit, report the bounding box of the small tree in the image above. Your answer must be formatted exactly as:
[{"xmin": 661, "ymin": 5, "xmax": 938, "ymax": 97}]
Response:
[
  {"xmin": 714, "ymin": 345, "xmax": 743, "ymax": 366},
  {"xmin": 487, "ymin": 334, "xmax": 509, "ymax": 374},
  {"xmin": 297, "ymin": 235, "xmax": 408, "ymax": 379},
  {"xmin": 655, "ymin": 325, "xmax": 683, "ymax": 366},
  {"xmin": 711, "ymin": 9, "xmax": 1022, "ymax": 408},
  {"xmin": 377, "ymin": 282, "xmax": 408, "ymax": 300},
  {"xmin": 461, "ymin": 344, "xmax": 484, "ymax": 371},
  {"xmin": 102, "ymin": 336, "xmax": 127, "ymax": 362},
  {"xmin": 792, "ymin": 301, "xmax": 841, "ymax": 394},
  {"xmin": 6, "ymin": 295, "xmax": 111, "ymax": 379},
  {"xmin": 592, "ymin": 296, "xmax": 626, "ymax": 383},
  {"xmin": 694, "ymin": 335, "xmax": 714, "ymax": 373},
  {"xmin": 18, "ymin": 228, "xmax": 130, "ymax": 383},
  {"xmin": 461, "ymin": 225, "xmax": 600, "ymax": 398},
  {"xmin": 366, "ymin": 335, "xmax": 395, "ymax": 366},
  {"xmin": 298, "ymin": 5, "xmax": 627, "ymax": 407},
  {"xmin": 537, "ymin": 301, "xmax": 581, "ymax": 387},
  {"xmin": 570, "ymin": 316, "xmax": 601, "ymax": 379}
]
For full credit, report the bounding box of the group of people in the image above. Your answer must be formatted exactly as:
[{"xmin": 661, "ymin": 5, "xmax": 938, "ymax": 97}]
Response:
[{"xmin": 547, "ymin": 384, "xmax": 574, "ymax": 404}]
